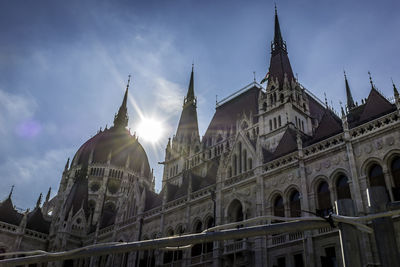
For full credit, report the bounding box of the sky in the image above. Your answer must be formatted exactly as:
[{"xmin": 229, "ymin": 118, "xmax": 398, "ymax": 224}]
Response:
[{"xmin": 0, "ymin": 0, "xmax": 399, "ymax": 210}]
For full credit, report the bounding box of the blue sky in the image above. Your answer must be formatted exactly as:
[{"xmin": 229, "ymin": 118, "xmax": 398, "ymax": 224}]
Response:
[{"xmin": 1, "ymin": 0, "xmax": 399, "ymax": 209}]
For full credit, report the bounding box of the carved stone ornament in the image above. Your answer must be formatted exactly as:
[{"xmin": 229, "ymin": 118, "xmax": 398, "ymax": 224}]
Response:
[{"xmin": 386, "ymin": 136, "xmax": 395, "ymax": 146}]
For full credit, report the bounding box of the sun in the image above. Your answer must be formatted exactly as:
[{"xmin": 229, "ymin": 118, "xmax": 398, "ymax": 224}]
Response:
[{"xmin": 137, "ymin": 117, "xmax": 164, "ymax": 143}]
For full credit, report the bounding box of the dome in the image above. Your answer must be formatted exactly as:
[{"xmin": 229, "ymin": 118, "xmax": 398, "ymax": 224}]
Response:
[{"xmin": 72, "ymin": 126, "xmax": 151, "ymax": 178}]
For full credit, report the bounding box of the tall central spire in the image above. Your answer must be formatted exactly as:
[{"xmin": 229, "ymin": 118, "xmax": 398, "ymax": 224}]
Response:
[
  {"xmin": 272, "ymin": 5, "xmax": 286, "ymax": 53},
  {"xmin": 184, "ymin": 64, "xmax": 195, "ymax": 105},
  {"xmin": 113, "ymin": 75, "xmax": 130, "ymax": 129},
  {"xmin": 266, "ymin": 7, "xmax": 294, "ymax": 89},
  {"xmin": 175, "ymin": 66, "xmax": 200, "ymax": 149}
]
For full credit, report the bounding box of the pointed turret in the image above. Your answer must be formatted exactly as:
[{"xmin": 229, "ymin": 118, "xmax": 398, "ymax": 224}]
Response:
[
  {"xmin": 113, "ymin": 75, "xmax": 131, "ymax": 129},
  {"xmin": 392, "ymin": 79, "xmax": 399, "ymax": 98},
  {"xmin": 267, "ymin": 7, "xmax": 294, "ymax": 89},
  {"xmin": 36, "ymin": 193, "xmax": 43, "ymax": 209},
  {"xmin": 344, "ymin": 71, "xmax": 355, "ymax": 110},
  {"xmin": 174, "ymin": 67, "xmax": 200, "ymax": 152},
  {"xmin": 45, "ymin": 187, "xmax": 51, "ymax": 203},
  {"xmin": 184, "ymin": 65, "xmax": 195, "ymax": 105},
  {"xmin": 273, "ymin": 6, "xmax": 285, "ymax": 52},
  {"xmin": 64, "ymin": 158, "xmax": 70, "ymax": 172},
  {"xmin": 8, "ymin": 185, "xmax": 14, "ymax": 199}
]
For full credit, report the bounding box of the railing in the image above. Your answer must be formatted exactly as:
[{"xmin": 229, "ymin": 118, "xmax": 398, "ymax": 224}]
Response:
[
  {"xmin": 190, "ymin": 252, "xmax": 213, "ymax": 266},
  {"xmin": 303, "ymin": 133, "xmax": 345, "ymax": 158},
  {"xmin": 317, "ymin": 226, "xmax": 335, "ymax": 234},
  {"xmin": 224, "ymin": 170, "xmax": 255, "ymax": 186},
  {"xmin": 349, "ymin": 111, "xmax": 399, "ymax": 139},
  {"xmin": 191, "ymin": 186, "xmax": 216, "ymax": 200},
  {"xmin": 263, "ymin": 151, "xmax": 298, "ymax": 173},
  {"xmin": 224, "ymin": 240, "xmax": 252, "ymax": 254}
]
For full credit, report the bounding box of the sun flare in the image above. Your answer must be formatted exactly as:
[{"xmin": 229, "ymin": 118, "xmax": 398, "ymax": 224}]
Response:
[{"xmin": 137, "ymin": 117, "xmax": 164, "ymax": 143}]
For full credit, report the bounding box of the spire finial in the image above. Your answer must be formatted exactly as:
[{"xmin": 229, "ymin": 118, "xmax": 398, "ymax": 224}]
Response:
[
  {"xmin": 344, "ymin": 70, "xmax": 355, "ymax": 109},
  {"xmin": 391, "ymin": 77, "xmax": 399, "ymax": 97},
  {"xmin": 324, "ymin": 92, "xmax": 328, "ymax": 107},
  {"xmin": 185, "ymin": 65, "xmax": 195, "ymax": 104},
  {"xmin": 45, "ymin": 187, "xmax": 51, "ymax": 203},
  {"xmin": 36, "ymin": 193, "xmax": 43, "ymax": 208},
  {"xmin": 113, "ymin": 75, "xmax": 131, "ymax": 128},
  {"xmin": 253, "ymin": 71, "xmax": 256, "ymax": 82},
  {"xmin": 8, "ymin": 185, "xmax": 14, "ymax": 199},
  {"xmin": 126, "ymin": 74, "xmax": 131, "ymax": 90},
  {"xmin": 368, "ymin": 71, "xmax": 375, "ymax": 89}
]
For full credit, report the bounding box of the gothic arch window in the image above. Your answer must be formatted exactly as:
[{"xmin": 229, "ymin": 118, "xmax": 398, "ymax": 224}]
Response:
[
  {"xmin": 269, "ymin": 120, "xmax": 273, "ymax": 131},
  {"xmin": 289, "ymin": 190, "xmax": 301, "ymax": 217},
  {"xmin": 233, "ymin": 154, "xmax": 238, "ymax": 176},
  {"xmin": 280, "ymin": 93, "xmax": 284, "ymax": 103},
  {"xmin": 278, "ymin": 116, "xmax": 281, "ymax": 127},
  {"xmin": 391, "ymin": 157, "xmax": 400, "ymax": 201},
  {"xmin": 163, "ymin": 229, "xmax": 174, "ymax": 264},
  {"xmin": 248, "ymin": 158, "xmax": 253, "ymax": 170},
  {"xmin": 263, "ymin": 102, "xmax": 267, "ymax": 111},
  {"xmin": 317, "ymin": 181, "xmax": 332, "ymax": 216},
  {"xmin": 274, "ymin": 117, "xmax": 277, "ymax": 129},
  {"xmin": 205, "ymin": 217, "xmax": 214, "ymax": 253},
  {"xmin": 191, "ymin": 220, "xmax": 203, "ymax": 257},
  {"xmin": 238, "ymin": 142, "xmax": 242, "ymax": 173},
  {"xmin": 368, "ymin": 164, "xmax": 386, "ymax": 188},
  {"xmin": 336, "ymin": 175, "xmax": 351, "ymax": 200},
  {"xmin": 273, "ymin": 195, "xmax": 285, "ymax": 218},
  {"xmin": 227, "ymin": 199, "xmax": 244, "ymax": 223},
  {"xmin": 243, "ymin": 149, "xmax": 247, "ymax": 171}
]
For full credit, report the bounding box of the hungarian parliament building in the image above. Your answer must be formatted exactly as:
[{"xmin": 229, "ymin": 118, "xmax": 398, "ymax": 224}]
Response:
[{"xmin": 1, "ymin": 9, "xmax": 400, "ymax": 267}]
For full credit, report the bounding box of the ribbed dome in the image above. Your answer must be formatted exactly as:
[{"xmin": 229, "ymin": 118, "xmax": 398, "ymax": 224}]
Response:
[{"xmin": 72, "ymin": 126, "xmax": 151, "ymax": 178}]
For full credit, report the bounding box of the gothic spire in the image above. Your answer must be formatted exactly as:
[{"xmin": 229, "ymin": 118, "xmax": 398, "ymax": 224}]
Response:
[
  {"xmin": 344, "ymin": 71, "xmax": 355, "ymax": 109},
  {"xmin": 113, "ymin": 75, "xmax": 131, "ymax": 128},
  {"xmin": 175, "ymin": 67, "xmax": 200, "ymax": 149},
  {"xmin": 8, "ymin": 185, "xmax": 14, "ymax": 199},
  {"xmin": 36, "ymin": 193, "xmax": 43, "ymax": 209},
  {"xmin": 392, "ymin": 78, "xmax": 399, "ymax": 97},
  {"xmin": 267, "ymin": 7, "xmax": 294, "ymax": 89},
  {"xmin": 184, "ymin": 64, "xmax": 195, "ymax": 106},
  {"xmin": 273, "ymin": 5, "xmax": 285, "ymax": 53}
]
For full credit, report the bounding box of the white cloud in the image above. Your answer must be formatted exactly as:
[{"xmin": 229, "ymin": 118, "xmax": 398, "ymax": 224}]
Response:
[
  {"xmin": 0, "ymin": 89, "xmax": 37, "ymax": 136},
  {"xmin": 0, "ymin": 147, "xmax": 74, "ymax": 209}
]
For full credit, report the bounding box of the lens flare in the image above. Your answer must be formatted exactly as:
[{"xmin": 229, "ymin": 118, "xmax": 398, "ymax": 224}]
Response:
[{"xmin": 137, "ymin": 117, "xmax": 164, "ymax": 143}]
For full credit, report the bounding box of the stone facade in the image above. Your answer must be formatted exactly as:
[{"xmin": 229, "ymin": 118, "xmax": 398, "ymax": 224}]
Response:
[{"xmin": 1, "ymin": 9, "xmax": 400, "ymax": 267}]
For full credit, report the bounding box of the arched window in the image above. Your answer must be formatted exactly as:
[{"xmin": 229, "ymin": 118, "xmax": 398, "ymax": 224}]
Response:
[
  {"xmin": 233, "ymin": 155, "xmax": 237, "ymax": 176},
  {"xmin": 248, "ymin": 158, "xmax": 253, "ymax": 170},
  {"xmin": 273, "ymin": 195, "xmax": 285, "ymax": 218},
  {"xmin": 263, "ymin": 102, "xmax": 267, "ymax": 111},
  {"xmin": 369, "ymin": 164, "xmax": 386, "ymax": 188},
  {"xmin": 278, "ymin": 116, "xmax": 281, "ymax": 127},
  {"xmin": 289, "ymin": 190, "xmax": 301, "ymax": 217},
  {"xmin": 205, "ymin": 217, "xmax": 214, "ymax": 253},
  {"xmin": 317, "ymin": 181, "xmax": 332, "ymax": 216},
  {"xmin": 163, "ymin": 229, "xmax": 174, "ymax": 264},
  {"xmin": 336, "ymin": 175, "xmax": 351, "ymax": 200},
  {"xmin": 274, "ymin": 117, "xmax": 277, "ymax": 129},
  {"xmin": 227, "ymin": 199, "xmax": 244, "ymax": 223},
  {"xmin": 243, "ymin": 149, "xmax": 247, "ymax": 171},
  {"xmin": 391, "ymin": 157, "xmax": 400, "ymax": 201},
  {"xmin": 191, "ymin": 221, "xmax": 203, "ymax": 257},
  {"xmin": 238, "ymin": 142, "xmax": 242, "ymax": 173},
  {"xmin": 269, "ymin": 120, "xmax": 273, "ymax": 131}
]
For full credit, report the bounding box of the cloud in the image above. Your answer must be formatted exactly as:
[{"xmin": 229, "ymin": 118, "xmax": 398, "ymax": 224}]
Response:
[
  {"xmin": 0, "ymin": 147, "xmax": 74, "ymax": 209},
  {"xmin": 0, "ymin": 89, "xmax": 37, "ymax": 136}
]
